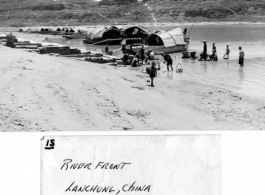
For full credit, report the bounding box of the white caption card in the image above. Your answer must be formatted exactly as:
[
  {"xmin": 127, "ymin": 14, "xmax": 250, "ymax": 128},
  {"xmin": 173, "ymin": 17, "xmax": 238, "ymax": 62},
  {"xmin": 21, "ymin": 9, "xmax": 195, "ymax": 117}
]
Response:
[{"xmin": 41, "ymin": 135, "xmax": 221, "ymax": 195}]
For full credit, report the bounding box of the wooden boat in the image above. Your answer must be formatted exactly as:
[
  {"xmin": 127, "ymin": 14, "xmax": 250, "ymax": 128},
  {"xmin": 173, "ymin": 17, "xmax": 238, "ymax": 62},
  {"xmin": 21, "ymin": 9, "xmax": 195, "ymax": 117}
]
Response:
[
  {"xmin": 83, "ymin": 25, "xmax": 150, "ymax": 45},
  {"xmin": 121, "ymin": 25, "xmax": 150, "ymax": 40},
  {"xmin": 84, "ymin": 27, "xmax": 121, "ymax": 45},
  {"xmin": 132, "ymin": 28, "xmax": 191, "ymax": 54},
  {"xmin": 92, "ymin": 38, "xmax": 144, "ymax": 45}
]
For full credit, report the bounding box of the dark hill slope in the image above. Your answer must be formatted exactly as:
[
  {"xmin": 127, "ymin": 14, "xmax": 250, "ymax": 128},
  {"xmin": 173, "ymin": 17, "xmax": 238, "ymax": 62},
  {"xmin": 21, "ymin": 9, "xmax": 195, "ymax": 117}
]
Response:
[{"xmin": 0, "ymin": 0, "xmax": 265, "ymax": 27}]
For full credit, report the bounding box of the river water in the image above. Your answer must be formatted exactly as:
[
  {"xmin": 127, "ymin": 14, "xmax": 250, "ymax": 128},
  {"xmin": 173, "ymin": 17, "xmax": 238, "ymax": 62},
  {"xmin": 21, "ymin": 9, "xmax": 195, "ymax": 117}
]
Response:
[{"xmin": 47, "ymin": 24, "xmax": 265, "ymax": 99}]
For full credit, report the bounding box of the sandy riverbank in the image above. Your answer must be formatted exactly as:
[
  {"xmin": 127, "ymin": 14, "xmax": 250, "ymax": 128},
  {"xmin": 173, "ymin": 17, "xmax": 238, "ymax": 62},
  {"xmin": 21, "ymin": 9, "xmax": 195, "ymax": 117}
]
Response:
[{"xmin": 0, "ymin": 34, "xmax": 265, "ymax": 131}]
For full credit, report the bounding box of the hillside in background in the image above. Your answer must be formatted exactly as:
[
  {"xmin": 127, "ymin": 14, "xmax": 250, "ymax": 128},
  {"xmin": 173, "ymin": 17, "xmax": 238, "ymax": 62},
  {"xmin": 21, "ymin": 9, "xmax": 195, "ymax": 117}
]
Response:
[{"xmin": 0, "ymin": 0, "xmax": 265, "ymax": 27}]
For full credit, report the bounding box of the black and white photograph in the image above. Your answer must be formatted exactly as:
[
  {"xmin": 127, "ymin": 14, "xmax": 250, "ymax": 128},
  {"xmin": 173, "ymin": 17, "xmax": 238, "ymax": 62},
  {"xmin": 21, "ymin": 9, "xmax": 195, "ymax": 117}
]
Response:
[
  {"xmin": 1, "ymin": 1, "xmax": 265, "ymax": 195},
  {"xmin": 1, "ymin": 0, "xmax": 265, "ymax": 131}
]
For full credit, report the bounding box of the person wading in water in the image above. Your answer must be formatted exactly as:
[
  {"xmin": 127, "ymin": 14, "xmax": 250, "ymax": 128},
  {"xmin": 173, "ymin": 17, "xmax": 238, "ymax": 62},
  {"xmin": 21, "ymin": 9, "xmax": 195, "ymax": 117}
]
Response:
[
  {"xmin": 223, "ymin": 45, "xmax": 230, "ymax": 59},
  {"xmin": 211, "ymin": 43, "xmax": 218, "ymax": 61},
  {"xmin": 200, "ymin": 40, "xmax": 208, "ymax": 60},
  {"xmin": 238, "ymin": 46, "xmax": 244, "ymax": 66}
]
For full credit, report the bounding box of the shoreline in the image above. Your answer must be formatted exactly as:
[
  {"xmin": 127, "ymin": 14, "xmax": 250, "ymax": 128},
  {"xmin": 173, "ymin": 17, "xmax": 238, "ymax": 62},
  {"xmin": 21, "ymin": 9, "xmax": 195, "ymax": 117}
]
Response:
[
  {"xmin": 1, "ymin": 21, "xmax": 265, "ymax": 31},
  {"xmin": 1, "ymin": 33, "xmax": 265, "ymax": 131}
]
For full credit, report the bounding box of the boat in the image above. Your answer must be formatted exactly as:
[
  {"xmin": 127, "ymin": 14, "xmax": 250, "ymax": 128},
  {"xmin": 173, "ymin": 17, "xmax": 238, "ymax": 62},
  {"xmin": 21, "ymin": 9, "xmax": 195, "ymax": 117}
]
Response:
[
  {"xmin": 83, "ymin": 25, "xmax": 150, "ymax": 45},
  {"xmin": 83, "ymin": 27, "xmax": 121, "ymax": 45},
  {"xmin": 132, "ymin": 28, "xmax": 191, "ymax": 54},
  {"xmin": 121, "ymin": 25, "xmax": 150, "ymax": 40},
  {"xmin": 93, "ymin": 38, "xmax": 144, "ymax": 45},
  {"xmin": 61, "ymin": 27, "xmax": 87, "ymax": 39}
]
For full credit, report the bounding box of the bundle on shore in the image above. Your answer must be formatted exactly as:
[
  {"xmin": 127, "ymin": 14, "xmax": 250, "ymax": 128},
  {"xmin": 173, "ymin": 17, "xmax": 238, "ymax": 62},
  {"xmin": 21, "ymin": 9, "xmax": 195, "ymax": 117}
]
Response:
[
  {"xmin": 85, "ymin": 57, "xmax": 117, "ymax": 64},
  {"xmin": 39, "ymin": 46, "xmax": 81, "ymax": 55},
  {"xmin": 3, "ymin": 34, "xmax": 122, "ymax": 65}
]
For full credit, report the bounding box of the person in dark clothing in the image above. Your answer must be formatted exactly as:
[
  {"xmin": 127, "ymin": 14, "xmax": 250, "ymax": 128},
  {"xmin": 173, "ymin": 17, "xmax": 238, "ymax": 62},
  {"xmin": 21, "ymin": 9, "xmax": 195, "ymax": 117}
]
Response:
[
  {"xmin": 139, "ymin": 45, "xmax": 146, "ymax": 64},
  {"xmin": 200, "ymin": 40, "xmax": 208, "ymax": 60},
  {"xmin": 149, "ymin": 61, "xmax": 157, "ymax": 87},
  {"xmin": 212, "ymin": 43, "xmax": 216, "ymax": 55},
  {"xmin": 203, "ymin": 41, "xmax": 207, "ymax": 53},
  {"xmin": 121, "ymin": 44, "xmax": 126, "ymax": 54},
  {"xmin": 211, "ymin": 43, "xmax": 218, "ymax": 61},
  {"xmin": 105, "ymin": 44, "xmax": 109, "ymax": 53},
  {"xmin": 183, "ymin": 28, "xmax": 187, "ymax": 35},
  {"xmin": 223, "ymin": 45, "xmax": 230, "ymax": 59},
  {"xmin": 238, "ymin": 46, "xmax": 244, "ymax": 66},
  {"xmin": 161, "ymin": 53, "xmax": 173, "ymax": 71},
  {"xmin": 122, "ymin": 53, "xmax": 131, "ymax": 65}
]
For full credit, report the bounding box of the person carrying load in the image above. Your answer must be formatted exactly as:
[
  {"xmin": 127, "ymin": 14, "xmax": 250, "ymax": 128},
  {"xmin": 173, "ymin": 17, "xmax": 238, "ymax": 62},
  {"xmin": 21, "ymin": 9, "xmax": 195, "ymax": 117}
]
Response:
[{"xmin": 161, "ymin": 53, "xmax": 173, "ymax": 71}]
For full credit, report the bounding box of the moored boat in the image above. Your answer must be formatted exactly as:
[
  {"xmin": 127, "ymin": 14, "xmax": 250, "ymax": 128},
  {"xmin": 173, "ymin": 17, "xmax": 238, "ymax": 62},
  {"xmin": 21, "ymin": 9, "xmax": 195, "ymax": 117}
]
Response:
[
  {"xmin": 83, "ymin": 27, "xmax": 121, "ymax": 45},
  {"xmin": 83, "ymin": 25, "xmax": 150, "ymax": 45},
  {"xmin": 132, "ymin": 28, "xmax": 191, "ymax": 54}
]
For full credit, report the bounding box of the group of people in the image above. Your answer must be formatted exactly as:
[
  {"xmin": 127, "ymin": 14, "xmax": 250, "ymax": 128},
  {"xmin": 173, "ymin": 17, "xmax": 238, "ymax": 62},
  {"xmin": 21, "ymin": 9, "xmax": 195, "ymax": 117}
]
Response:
[
  {"xmin": 107, "ymin": 40, "xmax": 245, "ymax": 88},
  {"xmin": 199, "ymin": 40, "xmax": 218, "ymax": 61},
  {"xmin": 121, "ymin": 44, "xmax": 156, "ymax": 67},
  {"xmin": 199, "ymin": 40, "xmax": 245, "ymax": 66}
]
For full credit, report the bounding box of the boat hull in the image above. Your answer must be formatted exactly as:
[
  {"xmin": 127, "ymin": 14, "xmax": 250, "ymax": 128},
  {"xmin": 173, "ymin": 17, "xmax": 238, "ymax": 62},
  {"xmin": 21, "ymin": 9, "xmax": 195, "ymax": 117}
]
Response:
[
  {"xmin": 133, "ymin": 42, "xmax": 190, "ymax": 54},
  {"xmin": 84, "ymin": 38, "xmax": 144, "ymax": 45},
  {"xmin": 63, "ymin": 34, "xmax": 85, "ymax": 39}
]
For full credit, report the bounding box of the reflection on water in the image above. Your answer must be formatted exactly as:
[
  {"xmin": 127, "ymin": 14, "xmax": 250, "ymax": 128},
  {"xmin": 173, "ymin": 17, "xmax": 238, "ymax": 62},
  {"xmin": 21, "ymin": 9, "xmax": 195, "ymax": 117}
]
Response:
[
  {"xmin": 47, "ymin": 24, "xmax": 265, "ymax": 99},
  {"xmin": 239, "ymin": 66, "xmax": 244, "ymax": 84},
  {"xmin": 167, "ymin": 72, "xmax": 173, "ymax": 80},
  {"xmin": 155, "ymin": 56, "xmax": 265, "ymax": 99}
]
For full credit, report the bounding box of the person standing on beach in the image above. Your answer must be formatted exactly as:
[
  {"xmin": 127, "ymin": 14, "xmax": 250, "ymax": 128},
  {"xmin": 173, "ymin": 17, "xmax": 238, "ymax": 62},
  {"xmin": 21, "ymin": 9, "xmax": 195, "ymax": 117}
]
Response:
[
  {"xmin": 140, "ymin": 45, "xmax": 146, "ymax": 64},
  {"xmin": 121, "ymin": 44, "xmax": 126, "ymax": 54},
  {"xmin": 161, "ymin": 53, "xmax": 173, "ymax": 71},
  {"xmin": 149, "ymin": 61, "xmax": 157, "ymax": 87},
  {"xmin": 238, "ymin": 46, "xmax": 244, "ymax": 66},
  {"xmin": 223, "ymin": 45, "xmax": 230, "ymax": 59}
]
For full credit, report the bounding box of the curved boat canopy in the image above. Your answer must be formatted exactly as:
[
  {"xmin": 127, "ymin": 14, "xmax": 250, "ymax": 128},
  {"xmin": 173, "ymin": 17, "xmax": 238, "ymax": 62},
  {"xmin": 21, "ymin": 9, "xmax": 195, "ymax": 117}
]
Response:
[
  {"xmin": 86, "ymin": 27, "xmax": 121, "ymax": 41},
  {"xmin": 94, "ymin": 28, "xmax": 120, "ymax": 40},
  {"xmin": 87, "ymin": 28, "xmax": 105, "ymax": 40},
  {"xmin": 84, "ymin": 28, "xmax": 97, "ymax": 37},
  {"xmin": 121, "ymin": 25, "xmax": 150, "ymax": 39},
  {"xmin": 110, "ymin": 25, "xmax": 124, "ymax": 31},
  {"xmin": 146, "ymin": 28, "xmax": 186, "ymax": 47}
]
